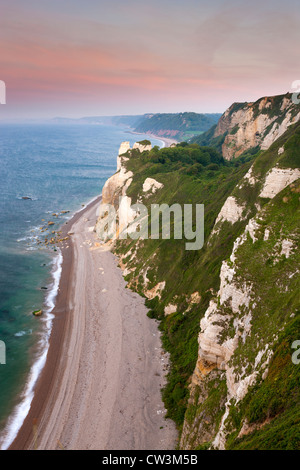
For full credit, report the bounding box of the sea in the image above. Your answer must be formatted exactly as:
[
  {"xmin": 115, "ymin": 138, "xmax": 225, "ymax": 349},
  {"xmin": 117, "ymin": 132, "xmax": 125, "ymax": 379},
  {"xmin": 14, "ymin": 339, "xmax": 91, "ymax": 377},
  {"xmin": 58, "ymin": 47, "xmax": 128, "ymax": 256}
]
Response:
[{"xmin": 0, "ymin": 122, "xmax": 163, "ymax": 449}]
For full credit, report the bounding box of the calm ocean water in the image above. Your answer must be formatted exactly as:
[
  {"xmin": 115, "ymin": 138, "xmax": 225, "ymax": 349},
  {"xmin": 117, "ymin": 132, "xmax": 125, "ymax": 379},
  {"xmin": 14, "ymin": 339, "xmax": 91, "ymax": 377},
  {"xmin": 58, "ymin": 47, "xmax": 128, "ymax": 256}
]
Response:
[{"xmin": 0, "ymin": 123, "xmax": 163, "ymax": 448}]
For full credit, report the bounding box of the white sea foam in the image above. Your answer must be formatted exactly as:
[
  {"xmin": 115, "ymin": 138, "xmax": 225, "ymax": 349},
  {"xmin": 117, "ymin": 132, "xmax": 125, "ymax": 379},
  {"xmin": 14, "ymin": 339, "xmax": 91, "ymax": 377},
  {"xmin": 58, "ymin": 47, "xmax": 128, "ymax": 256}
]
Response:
[
  {"xmin": 14, "ymin": 331, "xmax": 26, "ymax": 337},
  {"xmin": 17, "ymin": 223, "xmax": 44, "ymax": 246},
  {"xmin": 14, "ymin": 330, "xmax": 33, "ymax": 337},
  {"xmin": 1, "ymin": 195, "xmax": 100, "ymax": 450},
  {"xmin": 0, "ymin": 250, "xmax": 63, "ymax": 450}
]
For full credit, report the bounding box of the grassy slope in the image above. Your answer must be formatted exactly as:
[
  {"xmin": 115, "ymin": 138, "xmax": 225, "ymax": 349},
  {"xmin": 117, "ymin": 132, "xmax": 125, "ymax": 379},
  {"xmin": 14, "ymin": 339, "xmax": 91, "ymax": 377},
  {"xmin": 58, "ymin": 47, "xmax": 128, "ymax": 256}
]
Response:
[
  {"xmin": 226, "ymin": 182, "xmax": 300, "ymax": 449},
  {"xmin": 114, "ymin": 145, "xmax": 250, "ymax": 426},
  {"xmin": 112, "ymin": 121, "xmax": 300, "ymax": 447},
  {"xmin": 182, "ymin": 121, "xmax": 300, "ymax": 449}
]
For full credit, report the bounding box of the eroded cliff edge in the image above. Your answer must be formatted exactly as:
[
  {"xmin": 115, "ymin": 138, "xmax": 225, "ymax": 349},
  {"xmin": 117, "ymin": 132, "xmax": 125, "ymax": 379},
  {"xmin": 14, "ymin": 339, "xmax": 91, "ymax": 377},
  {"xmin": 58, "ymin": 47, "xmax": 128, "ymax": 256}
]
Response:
[
  {"xmin": 191, "ymin": 93, "xmax": 300, "ymax": 161},
  {"xmin": 95, "ymin": 103, "xmax": 300, "ymax": 450}
]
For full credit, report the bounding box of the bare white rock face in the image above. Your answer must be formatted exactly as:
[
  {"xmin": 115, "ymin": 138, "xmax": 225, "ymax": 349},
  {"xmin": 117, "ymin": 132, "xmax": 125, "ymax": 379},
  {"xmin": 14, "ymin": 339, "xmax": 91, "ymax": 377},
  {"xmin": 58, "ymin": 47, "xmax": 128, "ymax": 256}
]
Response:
[
  {"xmin": 264, "ymin": 228, "xmax": 270, "ymax": 241},
  {"xmin": 145, "ymin": 281, "xmax": 166, "ymax": 300},
  {"xmin": 118, "ymin": 141, "xmax": 131, "ymax": 156},
  {"xmin": 191, "ymin": 212, "xmax": 279, "ymax": 449},
  {"xmin": 215, "ymin": 196, "xmax": 246, "ymax": 225},
  {"xmin": 142, "ymin": 177, "xmax": 164, "ymax": 194},
  {"xmin": 118, "ymin": 194, "xmax": 137, "ymax": 236},
  {"xmin": 96, "ymin": 140, "xmax": 156, "ymax": 243},
  {"xmin": 133, "ymin": 141, "xmax": 152, "ymax": 152},
  {"xmin": 96, "ymin": 145, "xmax": 136, "ymax": 242},
  {"xmin": 281, "ymin": 239, "xmax": 294, "ymax": 258},
  {"xmin": 101, "ymin": 166, "xmax": 133, "ymax": 204},
  {"xmin": 214, "ymin": 95, "xmax": 300, "ymax": 160},
  {"xmin": 259, "ymin": 167, "xmax": 300, "ymax": 199},
  {"xmin": 239, "ymin": 165, "xmax": 257, "ymax": 187},
  {"xmin": 261, "ymin": 111, "xmax": 300, "ymax": 150},
  {"xmin": 164, "ymin": 304, "xmax": 177, "ymax": 316}
]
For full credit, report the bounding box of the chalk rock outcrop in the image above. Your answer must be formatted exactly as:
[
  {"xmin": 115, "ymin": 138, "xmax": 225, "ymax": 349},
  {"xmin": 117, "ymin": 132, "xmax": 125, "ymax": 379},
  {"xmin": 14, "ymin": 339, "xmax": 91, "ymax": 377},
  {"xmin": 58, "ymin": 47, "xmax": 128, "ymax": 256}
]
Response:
[
  {"xmin": 142, "ymin": 177, "xmax": 164, "ymax": 194},
  {"xmin": 164, "ymin": 303, "xmax": 177, "ymax": 316},
  {"xmin": 214, "ymin": 196, "xmax": 246, "ymax": 225},
  {"xmin": 259, "ymin": 167, "xmax": 300, "ymax": 199},
  {"xmin": 133, "ymin": 141, "xmax": 152, "ymax": 152},
  {"xmin": 96, "ymin": 141, "xmax": 154, "ymax": 243},
  {"xmin": 214, "ymin": 94, "xmax": 300, "ymax": 160},
  {"xmin": 118, "ymin": 141, "xmax": 130, "ymax": 156},
  {"xmin": 101, "ymin": 165, "xmax": 133, "ymax": 205}
]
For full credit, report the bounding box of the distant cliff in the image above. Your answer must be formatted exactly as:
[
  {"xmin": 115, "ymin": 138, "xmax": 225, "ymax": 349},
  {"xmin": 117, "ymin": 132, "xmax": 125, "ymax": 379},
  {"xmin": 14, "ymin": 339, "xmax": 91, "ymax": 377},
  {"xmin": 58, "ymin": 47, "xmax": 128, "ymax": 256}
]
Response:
[
  {"xmin": 95, "ymin": 100, "xmax": 300, "ymax": 450},
  {"xmin": 133, "ymin": 112, "xmax": 221, "ymax": 141},
  {"xmin": 191, "ymin": 93, "xmax": 300, "ymax": 160},
  {"xmin": 52, "ymin": 112, "xmax": 221, "ymax": 141}
]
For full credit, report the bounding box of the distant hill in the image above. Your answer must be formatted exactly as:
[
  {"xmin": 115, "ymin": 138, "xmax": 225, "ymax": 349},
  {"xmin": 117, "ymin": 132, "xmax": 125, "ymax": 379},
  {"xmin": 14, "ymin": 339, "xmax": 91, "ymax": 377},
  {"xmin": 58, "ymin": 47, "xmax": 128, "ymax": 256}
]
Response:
[
  {"xmin": 51, "ymin": 115, "xmax": 142, "ymax": 127},
  {"xmin": 133, "ymin": 112, "xmax": 221, "ymax": 141},
  {"xmin": 51, "ymin": 113, "xmax": 221, "ymax": 141}
]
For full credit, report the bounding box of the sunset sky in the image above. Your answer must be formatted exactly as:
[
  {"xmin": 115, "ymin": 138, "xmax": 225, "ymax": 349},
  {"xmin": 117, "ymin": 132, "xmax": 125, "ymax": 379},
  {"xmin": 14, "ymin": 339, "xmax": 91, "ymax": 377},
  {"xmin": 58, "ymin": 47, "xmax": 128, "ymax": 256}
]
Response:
[{"xmin": 1, "ymin": 0, "xmax": 300, "ymax": 119}]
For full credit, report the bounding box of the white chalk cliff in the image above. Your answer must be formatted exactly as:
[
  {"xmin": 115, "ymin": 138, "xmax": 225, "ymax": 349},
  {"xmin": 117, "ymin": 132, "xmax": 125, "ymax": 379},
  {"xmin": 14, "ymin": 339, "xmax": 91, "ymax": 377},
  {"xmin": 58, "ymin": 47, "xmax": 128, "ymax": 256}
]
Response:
[
  {"xmin": 214, "ymin": 94, "xmax": 300, "ymax": 160},
  {"xmin": 142, "ymin": 177, "xmax": 164, "ymax": 194},
  {"xmin": 259, "ymin": 167, "xmax": 300, "ymax": 199},
  {"xmin": 96, "ymin": 140, "xmax": 157, "ymax": 243}
]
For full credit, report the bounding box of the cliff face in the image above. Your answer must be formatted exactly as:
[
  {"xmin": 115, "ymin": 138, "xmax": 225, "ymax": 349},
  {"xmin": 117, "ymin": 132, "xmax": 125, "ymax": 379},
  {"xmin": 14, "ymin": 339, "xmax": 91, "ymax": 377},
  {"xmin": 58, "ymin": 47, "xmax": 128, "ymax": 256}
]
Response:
[
  {"xmin": 181, "ymin": 123, "xmax": 300, "ymax": 450},
  {"xmin": 192, "ymin": 93, "xmax": 300, "ymax": 161},
  {"xmin": 95, "ymin": 108, "xmax": 300, "ymax": 450}
]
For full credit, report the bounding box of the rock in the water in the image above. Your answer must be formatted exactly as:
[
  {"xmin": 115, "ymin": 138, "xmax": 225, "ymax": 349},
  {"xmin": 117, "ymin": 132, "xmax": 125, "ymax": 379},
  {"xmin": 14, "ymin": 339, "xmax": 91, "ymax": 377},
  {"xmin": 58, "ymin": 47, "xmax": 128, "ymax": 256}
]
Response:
[{"xmin": 32, "ymin": 309, "xmax": 43, "ymax": 317}]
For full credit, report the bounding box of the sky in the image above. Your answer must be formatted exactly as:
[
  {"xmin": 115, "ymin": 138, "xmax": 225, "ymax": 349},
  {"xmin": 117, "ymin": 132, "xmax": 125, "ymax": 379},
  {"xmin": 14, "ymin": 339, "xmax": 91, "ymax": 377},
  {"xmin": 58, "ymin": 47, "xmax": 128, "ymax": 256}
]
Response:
[{"xmin": 0, "ymin": 0, "xmax": 300, "ymax": 119}]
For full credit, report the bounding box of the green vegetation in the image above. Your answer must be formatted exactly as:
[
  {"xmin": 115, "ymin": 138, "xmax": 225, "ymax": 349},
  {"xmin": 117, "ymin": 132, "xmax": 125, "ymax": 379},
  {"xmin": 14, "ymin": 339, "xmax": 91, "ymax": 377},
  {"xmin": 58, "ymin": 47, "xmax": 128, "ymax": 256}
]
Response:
[
  {"xmin": 32, "ymin": 309, "xmax": 42, "ymax": 317},
  {"xmin": 223, "ymin": 181, "xmax": 300, "ymax": 449},
  {"xmin": 227, "ymin": 102, "xmax": 247, "ymax": 117},
  {"xmin": 113, "ymin": 142, "xmax": 252, "ymax": 427},
  {"xmin": 134, "ymin": 112, "xmax": 221, "ymax": 141},
  {"xmin": 189, "ymin": 125, "xmax": 227, "ymax": 154},
  {"xmin": 108, "ymin": 119, "xmax": 299, "ymax": 449},
  {"xmin": 182, "ymin": 123, "xmax": 299, "ymax": 449},
  {"xmin": 189, "ymin": 93, "xmax": 300, "ymax": 161}
]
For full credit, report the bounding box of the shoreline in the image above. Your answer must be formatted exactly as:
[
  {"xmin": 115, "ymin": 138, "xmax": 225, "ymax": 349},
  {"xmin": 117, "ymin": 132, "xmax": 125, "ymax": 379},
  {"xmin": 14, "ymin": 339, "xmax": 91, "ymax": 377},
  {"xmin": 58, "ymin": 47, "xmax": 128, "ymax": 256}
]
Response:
[
  {"xmin": 126, "ymin": 129, "xmax": 178, "ymax": 148},
  {"xmin": 144, "ymin": 133, "xmax": 178, "ymax": 148},
  {"xmin": 8, "ymin": 194, "xmax": 177, "ymax": 450},
  {"xmin": 6, "ymin": 195, "xmax": 101, "ymax": 450},
  {"xmin": 0, "ymin": 249, "xmax": 63, "ymax": 450}
]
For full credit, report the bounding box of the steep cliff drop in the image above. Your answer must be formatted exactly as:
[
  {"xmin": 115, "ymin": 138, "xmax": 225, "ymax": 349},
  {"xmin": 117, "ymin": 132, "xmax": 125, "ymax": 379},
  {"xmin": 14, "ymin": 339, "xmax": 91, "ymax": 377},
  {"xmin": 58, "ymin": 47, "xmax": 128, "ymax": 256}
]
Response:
[
  {"xmin": 95, "ymin": 109, "xmax": 300, "ymax": 450},
  {"xmin": 192, "ymin": 93, "xmax": 300, "ymax": 161}
]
